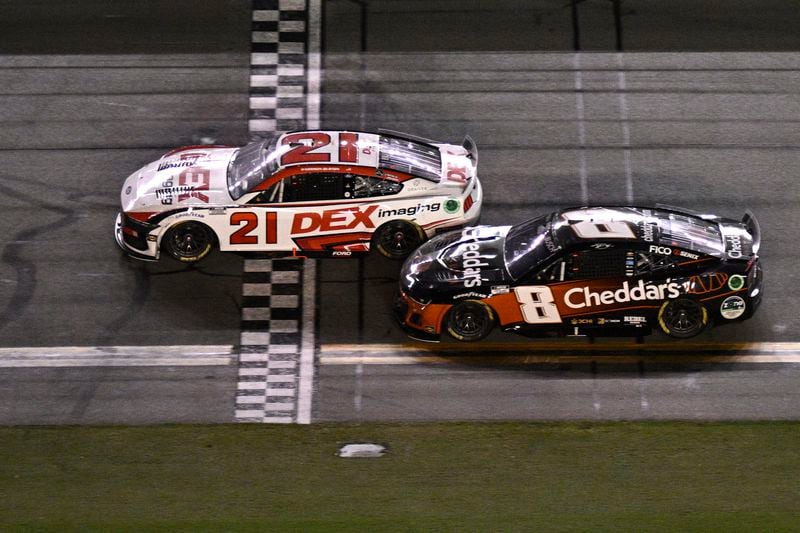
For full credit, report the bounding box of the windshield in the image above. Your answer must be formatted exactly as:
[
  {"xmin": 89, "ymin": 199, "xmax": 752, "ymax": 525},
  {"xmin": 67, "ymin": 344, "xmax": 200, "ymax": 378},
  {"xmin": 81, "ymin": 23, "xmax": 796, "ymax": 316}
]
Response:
[
  {"xmin": 227, "ymin": 137, "xmax": 279, "ymax": 200},
  {"xmin": 504, "ymin": 214, "xmax": 561, "ymax": 279}
]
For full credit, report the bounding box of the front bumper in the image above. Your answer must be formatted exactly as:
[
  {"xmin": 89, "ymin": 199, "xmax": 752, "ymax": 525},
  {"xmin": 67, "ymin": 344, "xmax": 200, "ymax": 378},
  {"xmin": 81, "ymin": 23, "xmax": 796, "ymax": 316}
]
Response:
[
  {"xmin": 115, "ymin": 212, "xmax": 159, "ymax": 261},
  {"xmin": 393, "ymin": 291, "xmax": 448, "ymax": 342}
]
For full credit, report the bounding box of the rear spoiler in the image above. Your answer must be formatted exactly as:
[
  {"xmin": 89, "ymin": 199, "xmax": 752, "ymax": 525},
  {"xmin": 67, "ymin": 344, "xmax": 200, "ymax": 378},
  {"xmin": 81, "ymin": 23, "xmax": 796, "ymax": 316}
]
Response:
[
  {"xmin": 742, "ymin": 210, "xmax": 761, "ymax": 254},
  {"xmin": 462, "ymin": 135, "xmax": 478, "ymax": 168}
]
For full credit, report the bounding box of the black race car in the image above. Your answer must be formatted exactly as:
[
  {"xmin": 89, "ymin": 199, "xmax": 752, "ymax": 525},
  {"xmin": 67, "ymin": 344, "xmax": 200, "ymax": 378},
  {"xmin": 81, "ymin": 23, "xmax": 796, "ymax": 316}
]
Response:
[{"xmin": 395, "ymin": 206, "xmax": 762, "ymax": 342}]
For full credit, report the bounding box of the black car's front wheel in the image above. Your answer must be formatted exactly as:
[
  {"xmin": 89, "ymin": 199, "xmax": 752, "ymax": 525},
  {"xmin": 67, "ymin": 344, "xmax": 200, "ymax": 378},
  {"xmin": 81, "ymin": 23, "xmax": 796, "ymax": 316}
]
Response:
[
  {"xmin": 446, "ymin": 300, "xmax": 495, "ymax": 342},
  {"xmin": 161, "ymin": 221, "xmax": 214, "ymax": 263},
  {"xmin": 657, "ymin": 298, "xmax": 708, "ymax": 338},
  {"xmin": 373, "ymin": 220, "xmax": 425, "ymax": 260}
]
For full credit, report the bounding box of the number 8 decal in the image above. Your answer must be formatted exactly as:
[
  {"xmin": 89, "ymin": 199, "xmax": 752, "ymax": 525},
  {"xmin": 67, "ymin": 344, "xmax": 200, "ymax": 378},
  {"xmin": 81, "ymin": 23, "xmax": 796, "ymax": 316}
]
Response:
[{"xmin": 514, "ymin": 286, "xmax": 562, "ymax": 324}]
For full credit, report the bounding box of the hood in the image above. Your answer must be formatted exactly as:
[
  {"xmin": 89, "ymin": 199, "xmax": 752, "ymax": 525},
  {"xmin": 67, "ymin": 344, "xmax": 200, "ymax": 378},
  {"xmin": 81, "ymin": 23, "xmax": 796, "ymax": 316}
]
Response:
[
  {"xmin": 120, "ymin": 146, "xmax": 239, "ymax": 213},
  {"xmin": 400, "ymin": 225, "xmax": 511, "ymax": 303}
]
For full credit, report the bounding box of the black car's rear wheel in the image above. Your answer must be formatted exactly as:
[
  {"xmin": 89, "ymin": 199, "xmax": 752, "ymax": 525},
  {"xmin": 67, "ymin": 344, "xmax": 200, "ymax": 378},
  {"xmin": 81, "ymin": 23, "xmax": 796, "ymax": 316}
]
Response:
[
  {"xmin": 446, "ymin": 300, "xmax": 495, "ymax": 342},
  {"xmin": 657, "ymin": 298, "xmax": 708, "ymax": 338},
  {"xmin": 373, "ymin": 220, "xmax": 425, "ymax": 260},
  {"xmin": 161, "ymin": 221, "xmax": 214, "ymax": 263}
]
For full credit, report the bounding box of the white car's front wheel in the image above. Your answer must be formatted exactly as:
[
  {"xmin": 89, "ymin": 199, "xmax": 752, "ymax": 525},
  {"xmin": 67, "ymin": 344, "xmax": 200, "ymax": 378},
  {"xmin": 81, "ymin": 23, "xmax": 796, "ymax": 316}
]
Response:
[
  {"xmin": 373, "ymin": 220, "xmax": 425, "ymax": 260},
  {"xmin": 161, "ymin": 221, "xmax": 215, "ymax": 263}
]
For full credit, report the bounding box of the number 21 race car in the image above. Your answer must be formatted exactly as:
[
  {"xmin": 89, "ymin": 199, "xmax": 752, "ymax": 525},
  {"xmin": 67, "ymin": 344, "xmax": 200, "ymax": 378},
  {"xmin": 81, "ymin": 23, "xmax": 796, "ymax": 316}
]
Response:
[
  {"xmin": 395, "ymin": 206, "xmax": 762, "ymax": 341},
  {"xmin": 116, "ymin": 130, "xmax": 481, "ymax": 262}
]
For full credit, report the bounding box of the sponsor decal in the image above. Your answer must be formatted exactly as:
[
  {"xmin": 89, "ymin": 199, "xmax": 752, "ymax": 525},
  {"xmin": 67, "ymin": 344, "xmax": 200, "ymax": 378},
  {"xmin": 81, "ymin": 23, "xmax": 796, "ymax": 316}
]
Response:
[
  {"xmin": 125, "ymin": 185, "xmax": 132, "ymax": 195},
  {"xmin": 453, "ymin": 291, "xmax": 486, "ymax": 300},
  {"xmin": 728, "ymin": 274, "xmax": 745, "ymax": 291},
  {"xmin": 597, "ymin": 318, "xmax": 621, "ymax": 325},
  {"xmin": 544, "ymin": 233, "xmax": 558, "ymax": 253},
  {"xmin": 591, "ymin": 243, "xmax": 613, "ymax": 250},
  {"xmin": 564, "ymin": 280, "xmax": 681, "ymax": 310},
  {"xmin": 157, "ymin": 153, "xmax": 202, "ymax": 172},
  {"xmin": 291, "ymin": 205, "xmax": 377, "ymax": 234},
  {"xmin": 491, "ymin": 285, "xmax": 510, "ymax": 295},
  {"xmin": 571, "ymin": 318, "xmax": 594, "ymax": 325},
  {"xmin": 720, "ymin": 295, "xmax": 746, "ymax": 319},
  {"xmin": 208, "ymin": 207, "xmax": 227, "ymax": 215},
  {"xmin": 640, "ymin": 220, "xmax": 656, "ymax": 242},
  {"xmin": 444, "ymin": 199, "xmax": 460, "ymax": 214},
  {"xmin": 461, "ymin": 242, "xmax": 491, "ymax": 288},
  {"xmin": 725, "ymin": 234, "xmax": 743, "ymax": 258},
  {"xmin": 624, "ymin": 316, "xmax": 647, "ymax": 324},
  {"xmin": 331, "ymin": 250, "xmax": 352, "ymax": 256},
  {"xmin": 649, "ymin": 244, "xmax": 700, "ymax": 260},
  {"xmin": 174, "ymin": 211, "xmax": 204, "ymax": 219},
  {"xmin": 154, "ymin": 169, "xmax": 210, "ymax": 205},
  {"xmin": 377, "ymin": 203, "xmax": 440, "ymax": 218}
]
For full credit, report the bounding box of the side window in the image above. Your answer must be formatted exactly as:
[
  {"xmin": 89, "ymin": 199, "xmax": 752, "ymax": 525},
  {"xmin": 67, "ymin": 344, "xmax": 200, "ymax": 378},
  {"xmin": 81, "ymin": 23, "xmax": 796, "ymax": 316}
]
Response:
[
  {"xmin": 632, "ymin": 250, "xmax": 686, "ymax": 276},
  {"xmin": 283, "ymin": 173, "xmax": 347, "ymax": 202},
  {"xmin": 248, "ymin": 180, "xmax": 283, "ymax": 204},
  {"xmin": 564, "ymin": 246, "xmax": 629, "ymax": 280},
  {"xmin": 352, "ymin": 175, "xmax": 402, "ymax": 198}
]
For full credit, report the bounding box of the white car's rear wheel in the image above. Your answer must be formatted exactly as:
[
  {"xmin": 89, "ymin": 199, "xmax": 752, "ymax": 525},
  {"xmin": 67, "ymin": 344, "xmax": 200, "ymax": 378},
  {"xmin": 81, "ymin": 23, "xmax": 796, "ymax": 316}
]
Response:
[
  {"xmin": 373, "ymin": 220, "xmax": 425, "ymax": 259},
  {"xmin": 162, "ymin": 221, "xmax": 214, "ymax": 263}
]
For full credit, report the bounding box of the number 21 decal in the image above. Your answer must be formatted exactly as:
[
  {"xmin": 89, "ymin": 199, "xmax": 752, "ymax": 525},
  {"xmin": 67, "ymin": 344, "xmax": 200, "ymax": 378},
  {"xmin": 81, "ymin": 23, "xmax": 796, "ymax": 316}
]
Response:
[
  {"xmin": 281, "ymin": 132, "xmax": 361, "ymax": 166},
  {"xmin": 513, "ymin": 286, "xmax": 562, "ymax": 324},
  {"xmin": 229, "ymin": 212, "xmax": 278, "ymax": 245}
]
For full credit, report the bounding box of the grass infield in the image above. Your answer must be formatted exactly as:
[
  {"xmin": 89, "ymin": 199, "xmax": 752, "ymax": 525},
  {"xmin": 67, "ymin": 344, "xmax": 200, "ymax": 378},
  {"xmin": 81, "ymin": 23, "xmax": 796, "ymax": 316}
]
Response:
[{"xmin": 1, "ymin": 422, "xmax": 799, "ymax": 531}]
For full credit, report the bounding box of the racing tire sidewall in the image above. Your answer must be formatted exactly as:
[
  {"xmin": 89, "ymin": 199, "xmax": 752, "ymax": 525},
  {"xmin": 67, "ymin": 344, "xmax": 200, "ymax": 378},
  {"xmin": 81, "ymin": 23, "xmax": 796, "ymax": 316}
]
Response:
[
  {"xmin": 657, "ymin": 298, "xmax": 709, "ymax": 339},
  {"xmin": 445, "ymin": 300, "xmax": 495, "ymax": 342},
  {"xmin": 373, "ymin": 220, "xmax": 425, "ymax": 260},
  {"xmin": 161, "ymin": 221, "xmax": 215, "ymax": 263}
]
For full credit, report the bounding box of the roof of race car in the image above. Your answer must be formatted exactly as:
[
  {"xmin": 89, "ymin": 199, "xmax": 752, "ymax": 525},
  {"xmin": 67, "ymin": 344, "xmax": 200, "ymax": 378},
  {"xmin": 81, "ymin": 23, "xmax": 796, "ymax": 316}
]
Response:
[{"xmin": 554, "ymin": 206, "xmax": 726, "ymax": 256}]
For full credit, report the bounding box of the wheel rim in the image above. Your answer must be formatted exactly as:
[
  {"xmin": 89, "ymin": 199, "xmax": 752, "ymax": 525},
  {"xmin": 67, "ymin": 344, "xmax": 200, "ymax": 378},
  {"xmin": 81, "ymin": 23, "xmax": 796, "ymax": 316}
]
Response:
[
  {"xmin": 452, "ymin": 305, "xmax": 487, "ymax": 336},
  {"xmin": 662, "ymin": 300, "xmax": 703, "ymax": 335},
  {"xmin": 379, "ymin": 222, "xmax": 420, "ymax": 257},
  {"xmin": 168, "ymin": 223, "xmax": 211, "ymax": 259}
]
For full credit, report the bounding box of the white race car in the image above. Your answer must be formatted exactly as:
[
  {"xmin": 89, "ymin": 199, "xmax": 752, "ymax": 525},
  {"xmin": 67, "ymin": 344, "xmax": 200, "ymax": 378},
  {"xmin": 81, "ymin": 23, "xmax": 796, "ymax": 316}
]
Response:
[{"xmin": 116, "ymin": 129, "xmax": 482, "ymax": 262}]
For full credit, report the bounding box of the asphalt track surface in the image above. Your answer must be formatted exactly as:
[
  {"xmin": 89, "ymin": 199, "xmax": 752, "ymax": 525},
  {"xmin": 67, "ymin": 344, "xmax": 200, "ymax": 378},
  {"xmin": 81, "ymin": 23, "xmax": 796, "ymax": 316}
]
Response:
[{"xmin": 2, "ymin": 1, "xmax": 800, "ymax": 424}]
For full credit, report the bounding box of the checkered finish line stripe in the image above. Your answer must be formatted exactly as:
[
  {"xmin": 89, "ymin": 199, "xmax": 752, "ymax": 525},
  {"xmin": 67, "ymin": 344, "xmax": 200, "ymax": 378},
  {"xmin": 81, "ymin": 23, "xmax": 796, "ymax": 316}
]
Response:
[
  {"xmin": 249, "ymin": 0, "xmax": 321, "ymax": 135},
  {"xmin": 235, "ymin": 258, "xmax": 316, "ymax": 423}
]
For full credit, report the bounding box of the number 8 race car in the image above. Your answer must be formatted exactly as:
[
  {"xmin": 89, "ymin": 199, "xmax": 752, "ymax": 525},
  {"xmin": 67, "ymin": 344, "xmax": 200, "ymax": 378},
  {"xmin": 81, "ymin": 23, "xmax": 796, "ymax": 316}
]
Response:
[
  {"xmin": 395, "ymin": 206, "xmax": 762, "ymax": 341},
  {"xmin": 115, "ymin": 129, "xmax": 482, "ymax": 262}
]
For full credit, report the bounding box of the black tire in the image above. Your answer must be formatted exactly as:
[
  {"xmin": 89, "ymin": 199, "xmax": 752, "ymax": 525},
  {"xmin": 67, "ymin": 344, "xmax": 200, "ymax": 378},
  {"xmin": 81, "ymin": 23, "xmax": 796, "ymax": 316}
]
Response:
[
  {"xmin": 446, "ymin": 300, "xmax": 495, "ymax": 342},
  {"xmin": 373, "ymin": 220, "xmax": 425, "ymax": 260},
  {"xmin": 657, "ymin": 298, "xmax": 708, "ymax": 339},
  {"xmin": 161, "ymin": 221, "xmax": 214, "ymax": 263}
]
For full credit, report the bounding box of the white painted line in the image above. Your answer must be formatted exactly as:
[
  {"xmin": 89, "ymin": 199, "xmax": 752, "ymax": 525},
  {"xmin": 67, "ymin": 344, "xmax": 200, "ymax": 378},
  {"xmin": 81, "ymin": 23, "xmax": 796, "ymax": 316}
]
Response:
[
  {"xmin": 271, "ymin": 295, "xmax": 299, "ymax": 308},
  {"xmin": 280, "ymin": 0, "xmax": 305, "ymax": 10},
  {"xmin": 264, "ymin": 402, "xmax": 294, "ymax": 411},
  {"xmin": 239, "ymin": 353, "xmax": 269, "ymax": 363},
  {"xmin": 243, "ymin": 283, "xmax": 271, "ymax": 296},
  {"xmin": 277, "ymin": 65, "xmax": 304, "ymax": 77},
  {"xmin": 279, "ymin": 20, "xmax": 305, "ymax": 32},
  {"xmin": 306, "ymin": 0, "xmax": 322, "ymax": 129},
  {"xmin": 237, "ymin": 395, "xmax": 267, "ymax": 404},
  {"xmin": 279, "ymin": 42, "xmax": 305, "ymax": 54},
  {"xmin": 240, "ymin": 331, "xmax": 271, "ymax": 345},
  {"xmin": 0, "ymin": 345, "xmax": 234, "ymax": 368},
  {"xmin": 277, "ymin": 85, "xmax": 304, "ymax": 97},
  {"xmin": 239, "ymin": 367, "xmax": 269, "ymax": 376},
  {"xmin": 267, "ymin": 374, "xmax": 296, "ymax": 383},
  {"xmin": 261, "ymin": 416, "xmax": 294, "ymax": 423},
  {"xmin": 249, "ymin": 97, "xmax": 278, "ymax": 109},
  {"xmin": 244, "ymin": 259, "xmax": 273, "ymax": 272},
  {"xmin": 321, "ymin": 342, "xmax": 800, "ymax": 354},
  {"xmin": 319, "ymin": 354, "xmax": 800, "ymax": 366},
  {"xmin": 250, "ymin": 74, "xmax": 279, "ymax": 87},
  {"xmin": 251, "ymin": 53, "xmax": 278, "ymax": 65},
  {"xmin": 296, "ymin": 259, "xmax": 317, "ymax": 424},
  {"xmin": 267, "ymin": 388, "xmax": 296, "ymax": 397},
  {"xmin": 238, "ymin": 382, "xmax": 267, "ymax": 391},
  {"xmin": 242, "ymin": 307, "xmax": 271, "ymax": 321},
  {"xmin": 252, "ymin": 10, "xmax": 279, "ymax": 21},
  {"xmin": 573, "ymin": 53, "xmax": 589, "ymax": 205},
  {"xmin": 269, "ymin": 344, "xmax": 299, "ymax": 354},
  {"xmin": 616, "ymin": 53, "xmax": 634, "ymax": 203},
  {"xmin": 271, "ymin": 270, "xmax": 300, "ymax": 284},
  {"xmin": 268, "ymin": 359, "xmax": 297, "ymax": 369},
  {"xmin": 235, "ymin": 409, "xmax": 265, "ymax": 419},
  {"xmin": 249, "ymin": 119, "xmax": 277, "ymax": 131}
]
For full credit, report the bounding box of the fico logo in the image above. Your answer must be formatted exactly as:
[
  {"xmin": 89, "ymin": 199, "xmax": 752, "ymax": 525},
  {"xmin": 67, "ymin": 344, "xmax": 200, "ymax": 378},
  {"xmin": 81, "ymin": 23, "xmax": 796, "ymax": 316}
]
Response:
[{"xmin": 291, "ymin": 205, "xmax": 377, "ymax": 234}]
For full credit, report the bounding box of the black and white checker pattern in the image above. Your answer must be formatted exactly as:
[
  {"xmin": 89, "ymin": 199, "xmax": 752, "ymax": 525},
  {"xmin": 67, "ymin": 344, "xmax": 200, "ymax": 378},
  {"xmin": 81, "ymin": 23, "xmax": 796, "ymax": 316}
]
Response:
[
  {"xmin": 249, "ymin": 0, "xmax": 317, "ymax": 135},
  {"xmin": 235, "ymin": 258, "xmax": 312, "ymax": 423}
]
